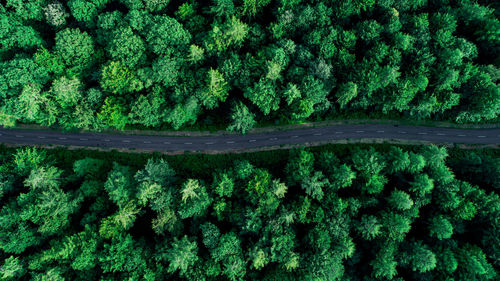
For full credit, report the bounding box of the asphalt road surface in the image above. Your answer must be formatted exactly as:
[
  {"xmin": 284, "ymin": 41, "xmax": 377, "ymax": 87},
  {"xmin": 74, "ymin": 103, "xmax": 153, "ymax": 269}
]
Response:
[{"xmin": 0, "ymin": 125, "xmax": 499, "ymax": 152}]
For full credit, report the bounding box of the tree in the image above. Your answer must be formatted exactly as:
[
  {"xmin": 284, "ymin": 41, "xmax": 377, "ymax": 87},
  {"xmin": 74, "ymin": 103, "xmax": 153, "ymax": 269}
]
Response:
[
  {"xmin": 99, "ymin": 234, "xmax": 146, "ymax": 274},
  {"xmin": 24, "ymin": 166, "xmax": 61, "ymax": 190},
  {"xmin": 381, "ymin": 212, "xmax": 412, "ymax": 242},
  {"xmin": 1, "ymin": 256, "xmax": 25, "ymax": 280},
  {"xmin": 145, "ymin": 16, "xmax": 191, "ymax": 56},
  {"xmin": 428, "ymin": 215, "xmax": 453, "ymax": 240},
  {"xmin": 386, "ymin": 146, "xmax": 410, "ymax": 173},
  {"xmin": 128, "ymin": 93, "xmax": 165, "ymax": 127},
  {"xmin": 209, "ymin": 0, "xmax": 235, "ymax": 19},
  {"xmin": 104, "ymin": 163, "xmax": 134, "ymax": 206},
  {"xmin": 211, "ymin": 232, "xmax": 246, "ymax": 280},
  {"xmin": 100, "ymin": 61, "xmax": 140, "ymax": 95},
  {"xmin": 242, "ymin": 0, "xmax": 271, "ymax": 17},
  {"xmin": 17, "ymin": 83, "xmax": 46, "ymax": 122},
  {"xmin": 206, "ymin": 16, "xmax": 249, "ymax": 54},
  {"xmin": 387, "ymin": 190, "xmax": 414, "ymax": 211},
  {"xmin": 301, "ymin": 171, "xmax": 329, "ymax": 201},
  {"xmin": 97, "ymin": 97, "xmax": 128, "ymax": 130},
  {"xmin": 151, "ymin": 57, "xmax": 179, "ymax": 88},
  {"xmin": 67, "ymin": 0, "xmax": 109, "ymax": 24},
  {"xmin": 178, "ymin": 179, "xmax": 212, "ymax": 219},
  {"xmin": 199, "ymin": 68, "xmax": 229, "ymax": 109},
  {"xmin": 165, "ymin": 97, "xmax": 200, "ymax": 130},
  {"xmin": 371, "ymin": 243, "xmax": 398, "ymax": 279},
  {"xmin": 408, "ymin": 241, "xmax": 437, "ymax": 273},
  {"xmin": 330, "ymin": 164, "xmax": 356, "ymax": 190},
  {"xmin": 282, "ymin": 83, "xmax": 301, "ymax": 105},
  {"xmin": 286, "ymin": 149, "xmax": 314, "ymax": 185},
  {"xmin": 336, "ymin": 82, "xmax": 358, "ymax": 108},
  {"xmin": 54, "ymin": 28, "xmax": 94, "ymax": 72},
  {"xmin": 352, "ymin": 148, "xmax": 386, "ymax": 176},
  {"xmin": 0, "ymin": 58, "xmax": 49, "ymax": 99},
  {"xmin": 245, "ymin": 78, "xmax": 279, "ymax": 115},
  {"xmin": 188, "ymin": 45, "xmax": 204, "ymax": 64},
  {"xmin": 227, "ymin": 102, "xmax": 256, "ymax": 134},
  {"xmin": 51, "ymin": 76, "xmax": 82, "ymax": 108},
  {"xmin": 356, "ymin": 215, "xmax": 381, "ymax": 240},
  {"xmin": 106, "ymin": 27, "xmax": 145, "ymax": 68},
  {"xmin": 165, "ymin": 236, "xmax": 199, "ymax": 276},
  {"xmin": 410, "ymin": 174, "xmax": 435, "ymax": 196},
  {"xmin": 44, "ymin": 2, "xmax": 69, "ymax": 27}
]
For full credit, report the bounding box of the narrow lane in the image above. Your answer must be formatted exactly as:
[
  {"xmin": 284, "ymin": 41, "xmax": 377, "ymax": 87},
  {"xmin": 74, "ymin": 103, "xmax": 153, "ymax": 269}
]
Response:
[{"xmin": 0, "ymin": 125, "xmax": 499, "ymax": 152}]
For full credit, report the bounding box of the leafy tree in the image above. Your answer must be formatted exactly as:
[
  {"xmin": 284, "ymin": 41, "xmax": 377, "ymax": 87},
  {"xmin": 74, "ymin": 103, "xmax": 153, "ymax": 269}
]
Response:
[
  {"xmin": 211, "ymin": 232, "xmax": 246, "ymax": 280},
  {"xmin": 286, "ymin": 149, "xmax": 314, "ymax": 185},
  {"xmin": 227, "ymin": 102, "xmax": 256, "ymax": 134},
  {"xmin": 428, "ymin": 215, "xmax": 453, "ymax": 240},
  {"xmin": 165, "ymin": 236, "xmax": 199, "ymax": 275},
  {"xmin": 188, "ymin": 45, "xmax": 205, "ymax": 64},
  {"xmin": 245, "ymin": 78, "xmax": 279, "ymax": 115},
  {"xmin": 107, "ymin": 27, "xmax": 145, "ymax": 68},
  {"xmin": 199, "ymin": 68, "xmax": 229, "ymax": 109},
  {"xmin": 336, "ymin": 82, "xmax": 358, "ymax": 108},
  {"xmin": 206, "ymin": 16, "xmax": 249, "ymax": 53},
  {"xmin": 410, "ymin": 174, "xmax": 434, "ymax": 196},
  {"xmin": 44, "ymin": 2, "xmax": 69, "ymax": 27},
  {"xmin": 371, "ymin": 243, "xmax": 398, "ymax": 279},
  {"xmin": 51, "ymin": 76, "xmax": 82, "ymax": 108},
  {"xmin": 407, "ymin": 241, "xmax": 437, "ymax": 273},
  {"xmin": 301, "ymin": 171, "xmax": 329, "ymax": 201},
  {"xmin": 68, "ymin": 0, "xmax": 109, "ymax": 24},
  {"xmin": 128, "ymin": 93, "xmax": 165, "ymax": 127},
  {"xmin": 97, "ymin": 97, "xmax": 129, "ymax": 130},
  {"xmin": 356, "ymin": 215, "xmax": 381, "ymax": 240},
  {"xmin": 165, "ymin": 97, "xmax": 200, "ymax": 130},
  {"xmin": 99, "ymin": 234, "xmax": 146, "ymax": 275},
  {"xmin": 242, "ymin": 0, "xmax": 271, "ymax": 17},
  {"xmin": 1, "ymin": 256, "xmax": 25, "ymax": 280},
  {"xmin": 387, "ymin": 190, "xmax": 414, "ymax": 211},
  {"xmin": 145, "ymin": 16, "xmax": 191, "ymax": 56},
  {"xmin": 386, "ymin": 146, "xmax": 410, "ymax": 173},
  {"xmin": 178, "ymin": 179, "xmax": 212, "ymax": 219},
  {"xmin": 151, "ymin": 57, "xmax": 179, "ymax": 88},
  {"xmin": 54, "ymin": 28, "xmax": 94, "ymax": 72},
  {"xmin": 100, "ymin": 61, "xmax": 140, "ymax": 95},
  {"xmin": 329, "ymin": 164, "xmax": 356, "ymax": 190},
  {"xmin": 0, "ymin": 58, "xmax": 49, "ymax": 99}
]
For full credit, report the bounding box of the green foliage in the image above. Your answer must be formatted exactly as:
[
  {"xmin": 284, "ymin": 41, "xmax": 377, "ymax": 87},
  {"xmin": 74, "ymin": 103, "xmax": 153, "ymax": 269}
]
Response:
[
  {"xmin": 145, "ymin": 16, "xmax": 191, "ymax": 56},
  {"xmin": 1, "ymin": 256, "xmax": 25, "ymax": 280},
  {"xmin": 0, "ymin": 0, "xmax": 498, "ymax": 130},
  {"xmin": 97, "ymin": 97, "xmax": 128, "ymax": 129},
  {"xmin": 100, "ymin": 61, "xmax": 139, "ymax": 95},
  {"xmin": 0, "ymin": 145, "xmax": 498, "ymax": 279},
  {"xmin": 165, "ymin": 236, "xmax": 198, "ymax": 275},
  {"xmin": 428, "ymin": 215, "xmax": 453, "ymax": 240},
  {"xmin": 106, "ymin": 27, "xmax": 145, "ymax": 68},
  {"xmin": 199, "ymin": 68, "xmax": 229, "ymax": 109},
  {"xmin": 54, "ymin": 28, "xmax": 94, "ymax": 72},
  {"xmin": 227, "ymin": 102, "xmax": 256, "ymax": 134}
]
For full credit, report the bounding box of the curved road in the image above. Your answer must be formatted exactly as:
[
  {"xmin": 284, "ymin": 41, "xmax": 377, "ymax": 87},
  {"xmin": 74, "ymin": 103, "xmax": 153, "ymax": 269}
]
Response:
[{"xmin": 0, "ymin": 125, "xmax": 499, "ymax": 152}]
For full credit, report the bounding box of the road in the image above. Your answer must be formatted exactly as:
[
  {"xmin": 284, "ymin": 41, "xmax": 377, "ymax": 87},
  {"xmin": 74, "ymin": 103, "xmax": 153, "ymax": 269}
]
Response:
[{"xmin": 0, "ymin": 125, "xmax": 499, "ymax": 152}]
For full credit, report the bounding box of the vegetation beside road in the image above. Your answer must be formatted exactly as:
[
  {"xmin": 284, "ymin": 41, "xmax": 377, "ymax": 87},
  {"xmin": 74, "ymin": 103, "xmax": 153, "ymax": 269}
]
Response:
[
  {"xmin": 1, "ymin": 0, "xmax": 499, "ymax": 133},
  {"xmin": 0, "ymin": 144, "xmax": 498, "ymax": 280}
]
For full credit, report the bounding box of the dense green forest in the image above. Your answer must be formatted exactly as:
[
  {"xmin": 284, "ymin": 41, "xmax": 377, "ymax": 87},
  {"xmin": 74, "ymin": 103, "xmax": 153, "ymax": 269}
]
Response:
[
  {"xmin": 0, "ymin": 144, "xmax": 498, "ymax": 280},
  {"xmin": 0, "ymin": 0, "xmax": 499, "ymax": 132}
]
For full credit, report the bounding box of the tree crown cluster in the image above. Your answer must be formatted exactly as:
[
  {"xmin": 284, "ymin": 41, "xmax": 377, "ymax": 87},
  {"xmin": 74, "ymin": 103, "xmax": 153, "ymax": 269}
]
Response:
[
  {"xmin": 0, "ymin": 0, "xmax": 499, "ymax": 131},
  {"xmin": 0, "ymin": 145, "xmax": 498, "ymax": 280}
]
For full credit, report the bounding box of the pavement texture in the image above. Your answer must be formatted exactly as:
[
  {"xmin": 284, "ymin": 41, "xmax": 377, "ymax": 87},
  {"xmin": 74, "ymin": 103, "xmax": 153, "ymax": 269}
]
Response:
[{"xmin": 1, "ymin": 125, "xmax": 499, "ymax": 152}]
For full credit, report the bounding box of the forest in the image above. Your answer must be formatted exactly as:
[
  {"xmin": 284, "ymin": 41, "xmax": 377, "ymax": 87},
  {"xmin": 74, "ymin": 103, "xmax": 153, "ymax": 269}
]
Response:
[
  {"xmin": 0, "ymin": 0, "xmax": 499, "ymax": 132},
  {"xmin": 0, "ymin": 144, "xmax": 498, "ymax": 280}
]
